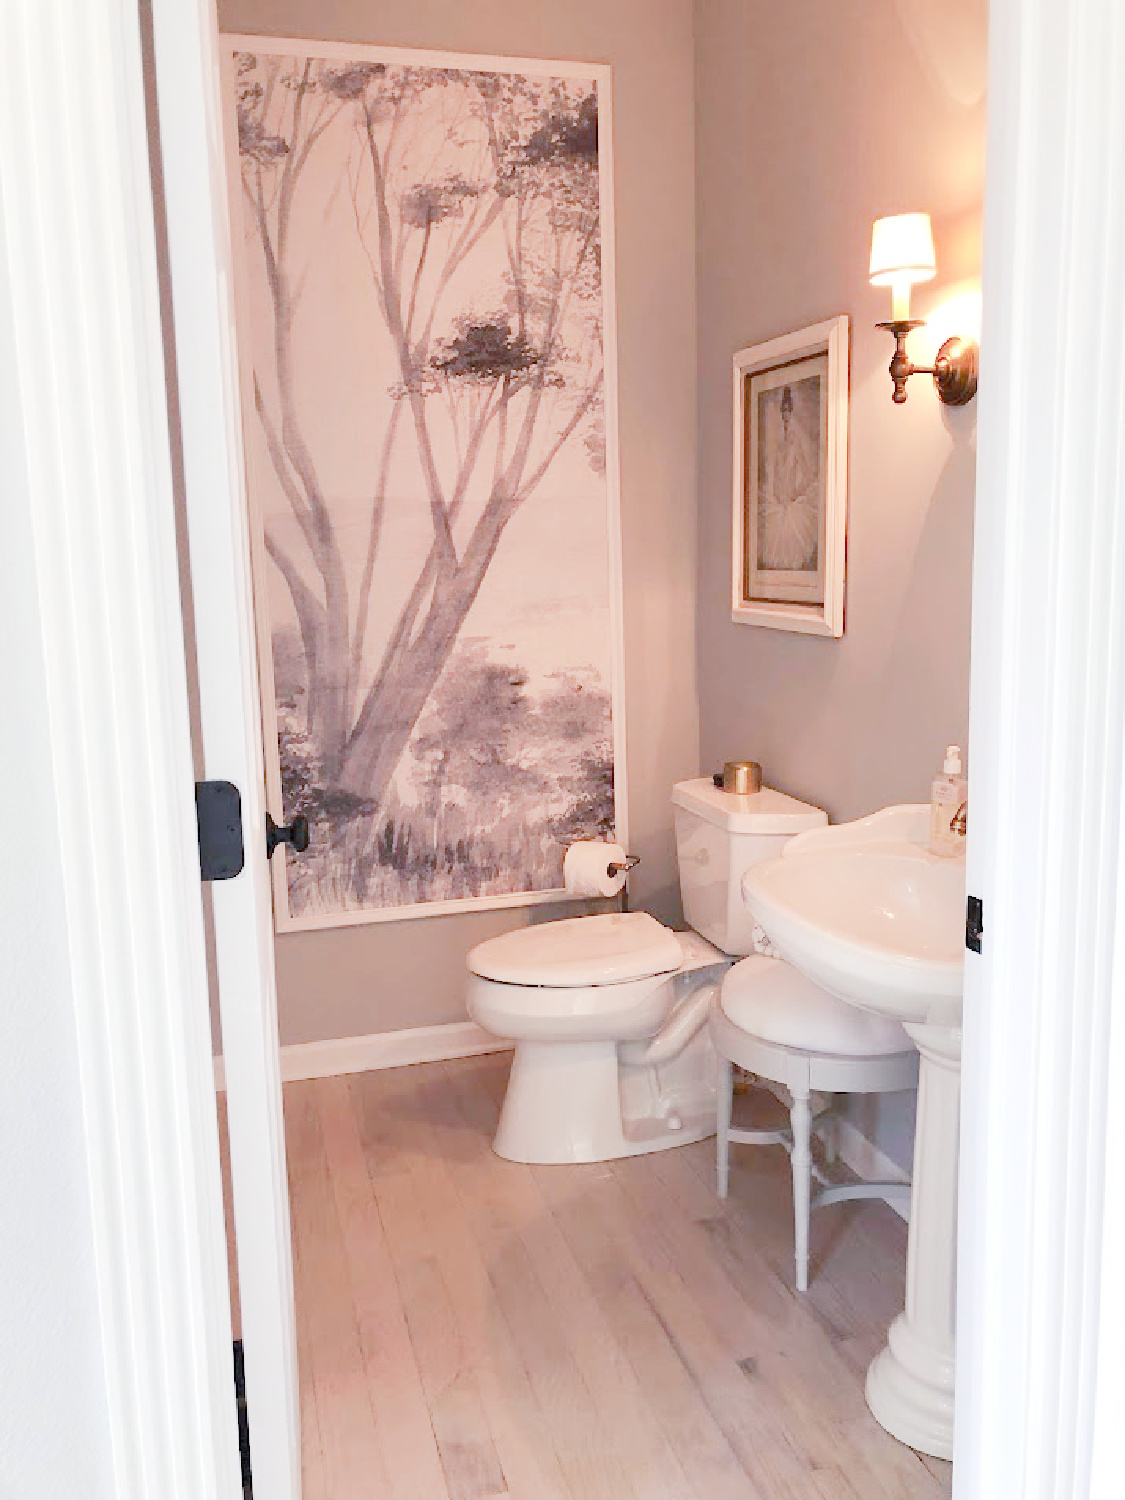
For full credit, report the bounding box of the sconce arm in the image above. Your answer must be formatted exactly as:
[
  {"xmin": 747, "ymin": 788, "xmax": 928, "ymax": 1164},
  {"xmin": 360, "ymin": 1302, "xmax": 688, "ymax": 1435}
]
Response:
[
  {"xmin": 876, "ymin": 319, "xmax": 926, "ymax": 404},
  {"xmin": 876, "ymin": 322, "xmax": 978, "ymax": 406}
]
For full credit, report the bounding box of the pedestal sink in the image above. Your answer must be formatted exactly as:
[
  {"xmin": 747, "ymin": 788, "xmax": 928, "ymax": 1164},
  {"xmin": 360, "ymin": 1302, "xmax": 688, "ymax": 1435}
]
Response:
[{"xmin": 743, "ymin": 805, "xmax": 965, "ymax": 1460}]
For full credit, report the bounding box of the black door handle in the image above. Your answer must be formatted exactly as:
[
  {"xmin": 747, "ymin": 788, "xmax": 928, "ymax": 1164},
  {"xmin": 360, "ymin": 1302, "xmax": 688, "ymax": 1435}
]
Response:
[{"xmin": 266, "ymin": 812, "xmax": 310, "ymax": 859}]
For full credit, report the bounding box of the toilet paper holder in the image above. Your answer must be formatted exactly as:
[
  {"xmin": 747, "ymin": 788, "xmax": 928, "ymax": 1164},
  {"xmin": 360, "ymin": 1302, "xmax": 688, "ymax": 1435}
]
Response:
[{"xmin": 607, "ymin": 854, "xmax": 641, "ymax": 877}]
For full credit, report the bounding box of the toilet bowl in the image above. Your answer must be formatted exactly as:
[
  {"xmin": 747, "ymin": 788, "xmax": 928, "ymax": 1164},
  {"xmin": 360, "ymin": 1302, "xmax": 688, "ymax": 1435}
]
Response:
[
  {"xmin": 466, "ymin": 779, "xmax": 827, "ymax": 1164},
  {"xmin": 469, "ymin": 913, "xmax": 728, "ymax": 1163}
]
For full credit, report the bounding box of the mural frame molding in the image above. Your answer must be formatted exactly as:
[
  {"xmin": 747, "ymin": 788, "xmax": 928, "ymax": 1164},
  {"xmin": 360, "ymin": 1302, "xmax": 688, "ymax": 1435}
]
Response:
[{"xmin": 221, "ymin": 36, "xmax": 628, "ymax": 931}]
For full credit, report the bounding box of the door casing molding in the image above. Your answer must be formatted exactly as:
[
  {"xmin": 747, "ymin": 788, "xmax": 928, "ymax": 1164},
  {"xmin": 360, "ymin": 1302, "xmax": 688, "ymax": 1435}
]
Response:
[
  {"xmin": 148, "ymin": 0, "xmax": 302, "ymax": 1494},
  {"xmin": 0, "ymin": 1, "xmax": 243, "ymax": 1495},
  {"xmin": 956, "ymin": 1, "xmax": 1125, "ymax": 1496}
]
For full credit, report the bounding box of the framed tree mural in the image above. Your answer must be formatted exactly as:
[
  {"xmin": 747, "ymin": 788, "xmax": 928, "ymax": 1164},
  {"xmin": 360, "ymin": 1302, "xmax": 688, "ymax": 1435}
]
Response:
[{"xmin": 221, "ymin": 38, "xmax": 626, "ymax": 930}]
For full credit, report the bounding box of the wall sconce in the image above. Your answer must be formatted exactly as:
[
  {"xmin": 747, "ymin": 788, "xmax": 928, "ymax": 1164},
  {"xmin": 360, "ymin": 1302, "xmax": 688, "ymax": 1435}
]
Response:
[{"xmin": 869, "ymin": 213, "xmax": 978, "ymax": 405}]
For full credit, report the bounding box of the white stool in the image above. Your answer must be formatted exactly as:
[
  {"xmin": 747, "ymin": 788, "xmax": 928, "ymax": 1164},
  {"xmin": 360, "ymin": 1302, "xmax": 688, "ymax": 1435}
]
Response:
[{"xmin": 711, "ymin": 955, "xmax": 918, "ymax": 1291}]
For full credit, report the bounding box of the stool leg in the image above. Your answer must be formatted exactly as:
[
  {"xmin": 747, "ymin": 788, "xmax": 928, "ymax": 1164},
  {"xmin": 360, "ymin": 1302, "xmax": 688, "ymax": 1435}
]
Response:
[
  {"xmin": 790, "ymin": 1087, "xmax": 812, "ymax": 1291},
  {"xmin": 823, "ymin": 1109, "xmax": 839, "ymax": 1166},
  {"xmin": 716, "ymin": 1058, "xmax": 733, "ymax": 1198}
]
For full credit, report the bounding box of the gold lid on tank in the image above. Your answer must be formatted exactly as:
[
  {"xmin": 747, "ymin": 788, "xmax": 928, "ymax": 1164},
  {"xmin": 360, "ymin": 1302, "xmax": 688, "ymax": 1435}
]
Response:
[
  {"xmin": 723, "ymin": 760, "xmax": 762, "ymax": 794},
  {"xmin": 672, "ymin": 777, "xmax": 827, "ymax": 836}
]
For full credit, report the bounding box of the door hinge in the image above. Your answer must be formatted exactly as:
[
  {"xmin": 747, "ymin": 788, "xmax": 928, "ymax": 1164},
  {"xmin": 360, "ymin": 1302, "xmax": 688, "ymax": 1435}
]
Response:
[
  {"xmin": 195, "ymin": 780, "xmax": 244, "ymax": 881},
  {"xmin": 233, "ymin": 1340, "xmax": 252, "ymax": 1490},
  {"xmin": 966, "ymin": 894, "xmax": 983, "ymax": 954}
]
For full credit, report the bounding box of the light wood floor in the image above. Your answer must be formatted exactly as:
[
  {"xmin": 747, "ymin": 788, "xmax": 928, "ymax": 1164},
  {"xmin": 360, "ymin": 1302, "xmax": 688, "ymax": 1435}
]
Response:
[{"xmin": 234, "ymin": 1054, "xmax": 953, "ymax": 1499}]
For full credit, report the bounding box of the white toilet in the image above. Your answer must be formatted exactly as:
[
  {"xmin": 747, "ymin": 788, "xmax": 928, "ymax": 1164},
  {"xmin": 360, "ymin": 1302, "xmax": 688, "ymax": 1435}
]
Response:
[{"xmin": 466, "ymin": 777, "xmax": 827, "ymax": 1163}]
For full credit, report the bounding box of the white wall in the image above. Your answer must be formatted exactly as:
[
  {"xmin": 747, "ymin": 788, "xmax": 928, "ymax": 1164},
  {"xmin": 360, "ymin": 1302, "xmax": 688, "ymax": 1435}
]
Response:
[
  {"xmin": 216, "ymin": 0, "xmax": 700, "ymax": 1047},
  {"xmin": 0, "ymin": 228, "xmax": 117, "ymax": 1499}
]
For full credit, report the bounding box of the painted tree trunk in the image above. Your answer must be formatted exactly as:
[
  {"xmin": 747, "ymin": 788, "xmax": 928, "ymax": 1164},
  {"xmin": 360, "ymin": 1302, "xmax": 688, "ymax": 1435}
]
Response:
[{"xmin": 337, "ymin": 493, "xmax": 517, "ymax": 804}]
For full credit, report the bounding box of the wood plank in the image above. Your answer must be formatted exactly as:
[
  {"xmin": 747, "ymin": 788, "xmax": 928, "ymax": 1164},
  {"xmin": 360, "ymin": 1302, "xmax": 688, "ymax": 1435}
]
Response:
[
  {"xmin": 290, "ymin": 1200, "xmax": 328, "ymax": 1500},
  {"xmin": 285, "ymin": 1087, "xmax": 328, "ymax": 1500},
  {"xmin": 528, "ymin": 1159, "xmax": 763, "ymax": 1500},
  {"xmin": 595, "ymin": 1156, "xmax": 839, "ymax": 1499},
  {"xmin": 833, "ymin": 1416, "xmax": 948, "ymax": 1500},
  {"xmin": 284, "ymin": 1082, "xmax": 393, "ymax": 1500},
  {"xmin": 918, "ymin": 1452, "xmax": 954, "ymax": 1496},
  {"xmin": 354, "ymin": 1065, "xmax": 567, "ymax": 1500},
  {"xmin": 617, "ymin": 1146, "xmax": 862, "ymax": 1418},
  {"xmin": 635, "ymin": 1142, "xmax": 941, "ymax": 1498},
  {"xmin": 440, "ymin": 1059, "xmax": 697, "ymax": 1500},
  {"xmin": 316, "ymin": 1076, "xmax": 451, "ymax": 1500},
  {"xmin": 347, "ymin": 1071, "xmax": 504, "ymax": 1500},
  {"xmin": 679, "ymin": 1121, "xmax": 909, "ymax": 1348},
  {"xmin": 688, "ymin": 1135, "xmax": 915, "ymax": 1385},
  {"xmin": 401, "ymin": 1073, "xmax": 637, "ymax": 1500}
]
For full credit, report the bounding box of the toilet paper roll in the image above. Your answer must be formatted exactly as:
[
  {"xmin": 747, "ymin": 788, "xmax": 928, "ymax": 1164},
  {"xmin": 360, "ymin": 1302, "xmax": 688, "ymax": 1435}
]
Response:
[{"xmin": 563, "ymin": 840, "xmax": 629, "ymax": 899}]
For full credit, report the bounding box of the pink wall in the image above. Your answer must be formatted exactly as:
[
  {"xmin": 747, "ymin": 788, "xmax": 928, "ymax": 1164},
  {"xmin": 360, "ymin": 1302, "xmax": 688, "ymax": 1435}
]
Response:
[
  {"xmin": 694, "ymin": 0, "xmax": 986, "ymax": 1169},
  {"xmin": 695, "ymin": 0, "xmax": 986, "ymax": 823}
]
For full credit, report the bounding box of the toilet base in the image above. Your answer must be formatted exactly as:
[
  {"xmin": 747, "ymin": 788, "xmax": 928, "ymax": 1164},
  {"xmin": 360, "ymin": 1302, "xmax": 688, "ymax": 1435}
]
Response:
[{"xmin": 492, "ymin": 1038, "xmax": 716, "ymax": 1164}]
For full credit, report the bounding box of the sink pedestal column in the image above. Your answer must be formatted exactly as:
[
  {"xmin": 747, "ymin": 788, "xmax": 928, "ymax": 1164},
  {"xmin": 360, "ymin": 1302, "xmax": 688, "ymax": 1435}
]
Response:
[{"xmin": 866, "ymin": 1022, "xmax": 960, "ymax": 1460}]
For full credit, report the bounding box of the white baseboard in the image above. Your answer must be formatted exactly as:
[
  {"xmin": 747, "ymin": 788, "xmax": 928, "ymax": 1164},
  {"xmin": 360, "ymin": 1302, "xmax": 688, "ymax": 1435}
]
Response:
[
  {"xmin": 213, "ymin": 1020, "xmax": 511, "ymax": 1092},
  {"xmin": 828, "ymin": 1116, "xmax": 912, "ymax": 1222}
]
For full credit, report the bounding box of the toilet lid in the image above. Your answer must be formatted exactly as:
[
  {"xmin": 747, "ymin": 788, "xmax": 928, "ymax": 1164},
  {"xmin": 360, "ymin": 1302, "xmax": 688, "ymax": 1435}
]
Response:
[{"xmin": 467, "ymin": 911, "xmax": 684, "ymax": 987}]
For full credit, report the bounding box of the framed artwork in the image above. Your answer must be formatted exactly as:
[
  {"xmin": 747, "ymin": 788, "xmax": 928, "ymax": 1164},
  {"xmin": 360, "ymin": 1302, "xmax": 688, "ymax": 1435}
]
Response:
[
  {"xmin": 731, "ymin": 316, "xmax": 849, "ymax": 637},
  {"xmin": 221, "ymin": 37, "xmax": 626, "ymax": 931}
]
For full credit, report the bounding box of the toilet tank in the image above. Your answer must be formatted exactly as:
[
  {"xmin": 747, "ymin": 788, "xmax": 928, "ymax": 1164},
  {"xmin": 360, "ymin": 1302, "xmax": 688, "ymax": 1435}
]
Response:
[{"xmin": 671, "ymin": 778, "xmax": 827, "ymax": 955}]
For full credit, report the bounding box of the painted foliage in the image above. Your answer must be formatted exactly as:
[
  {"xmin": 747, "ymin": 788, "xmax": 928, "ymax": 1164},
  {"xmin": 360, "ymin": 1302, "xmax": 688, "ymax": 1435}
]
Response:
[{"xmin": 225, "ymin": 41, "xmax": 623, "ymax": 928}]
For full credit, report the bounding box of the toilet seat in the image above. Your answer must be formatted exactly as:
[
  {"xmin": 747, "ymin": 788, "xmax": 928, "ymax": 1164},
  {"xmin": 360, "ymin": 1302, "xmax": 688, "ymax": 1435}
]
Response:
[
  {"xmin": 468, "ymin": 910, "xmax": 684, "ymax": 987},
  {"xmin": 467, "ymin": 912, "xmax": 689, "ymax": 1042}
]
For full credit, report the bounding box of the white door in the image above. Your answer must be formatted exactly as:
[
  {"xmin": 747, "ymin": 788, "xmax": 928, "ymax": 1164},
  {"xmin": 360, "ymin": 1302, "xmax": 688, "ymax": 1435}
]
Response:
[
  {"xmin": 149, "ymin": 3, "xmax": 302, "ymax": 1496},
  {"xmin": 955, "ymin": 1, "xmax": 1125, "ymax": 1497}
]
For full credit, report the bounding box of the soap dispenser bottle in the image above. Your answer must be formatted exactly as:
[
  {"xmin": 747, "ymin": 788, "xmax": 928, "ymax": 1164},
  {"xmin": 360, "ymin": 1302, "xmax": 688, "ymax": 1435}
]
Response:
[{"xmin": 930, "ymin": 745, "xmax": 967, "ymax": 856}]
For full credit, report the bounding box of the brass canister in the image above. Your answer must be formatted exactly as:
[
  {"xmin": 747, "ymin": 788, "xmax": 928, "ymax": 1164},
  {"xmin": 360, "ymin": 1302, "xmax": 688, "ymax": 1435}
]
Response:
[{"xmin": 723, "ymin": 760, "xmax": 762, "ymax": 795}]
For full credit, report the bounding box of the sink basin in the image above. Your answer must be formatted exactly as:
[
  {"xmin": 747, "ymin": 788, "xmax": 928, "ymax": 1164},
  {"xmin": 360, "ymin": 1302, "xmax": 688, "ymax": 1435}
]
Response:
[{"xmin": 743, "ymin": 804, "xmax": 965, "ymax": 1027}]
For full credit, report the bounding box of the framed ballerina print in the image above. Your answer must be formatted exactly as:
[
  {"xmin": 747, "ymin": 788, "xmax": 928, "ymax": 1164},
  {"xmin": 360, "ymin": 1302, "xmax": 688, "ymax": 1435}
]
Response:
[{"xmin": 731, "ymin": 316, "xmax": 849, "ymax": 637}]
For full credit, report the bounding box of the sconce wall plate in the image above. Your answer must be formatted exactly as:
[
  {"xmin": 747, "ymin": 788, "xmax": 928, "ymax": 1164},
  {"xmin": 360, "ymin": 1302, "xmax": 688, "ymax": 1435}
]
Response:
[
  {"xmin": 876, "ymin": 321, "xmax": 979, "ymax": 406},
  {"xmin": 932, "ymin": 335, "xmax": 978, "ymax": 406}
]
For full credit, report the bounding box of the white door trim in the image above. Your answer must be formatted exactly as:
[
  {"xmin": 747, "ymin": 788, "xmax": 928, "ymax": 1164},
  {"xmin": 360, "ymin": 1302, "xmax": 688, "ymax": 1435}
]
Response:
[
  {"xmin": 956, "ymin": 1, "xmax": 1125, "ymax": 1495},
  {"xmin": 0, "ymin": 3, "xmax": 242, "ymax": 1497},
  {"xmin": 148, "ymin": 1, "xmax": 302, "ymax": 1495}
]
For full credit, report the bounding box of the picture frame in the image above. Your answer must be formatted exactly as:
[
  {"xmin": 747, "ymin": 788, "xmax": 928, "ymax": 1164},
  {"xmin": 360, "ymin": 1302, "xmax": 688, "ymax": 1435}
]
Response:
[{"xmin": 731, "ymin": 315, "xmax": 849, "ymax": 637}]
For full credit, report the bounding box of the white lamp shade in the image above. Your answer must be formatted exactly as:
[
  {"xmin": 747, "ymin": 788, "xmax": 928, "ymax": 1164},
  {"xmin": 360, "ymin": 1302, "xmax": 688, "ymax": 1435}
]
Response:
[{"xmin": 869, "ymin": 213, "xmax": 937, "ymax": 286}]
